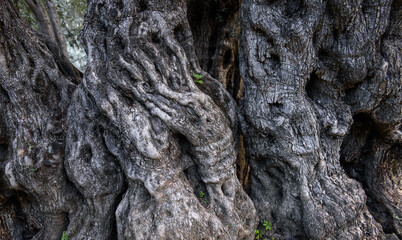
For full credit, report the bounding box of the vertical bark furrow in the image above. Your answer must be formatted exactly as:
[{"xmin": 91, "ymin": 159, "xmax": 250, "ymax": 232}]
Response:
[
  {"xmin": 187, "ymin": 0, "xmax": 242, "ymax": 99},
  {"xmin": 64, "ymin": 87, "xmax": 125, "ymax": 240}
]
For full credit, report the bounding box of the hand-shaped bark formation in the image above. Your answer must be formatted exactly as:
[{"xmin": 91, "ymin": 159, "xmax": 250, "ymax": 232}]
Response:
[
  {"xmin": 0, "ymin": 1, "xmax": 81, "ymax": 239},
  {"xmin": 240, "ymin": 0, "xmax": 400, "ymax": 239},
  {"xmin": 67, "ymin": 0, "xmax": 256, "ymax": 239}
]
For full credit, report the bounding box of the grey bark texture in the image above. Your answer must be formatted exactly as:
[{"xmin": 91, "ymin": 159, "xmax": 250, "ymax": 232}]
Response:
[
  {"xmin": 0, "ymin": 1, "xmax": 81, "ymax": 239},
  {"xmin": 240, "ymin": 0, "xmax": 400, "ymax": 239},
  {"xmin": 66, "ymin": 0, "xmax": 255, "ymax": 239},
  {"xmin": 1, "ymin": 0, "xmax": 256, "ymax": 239},
  {"xmin": 0, "ymin": 0, "xmax": 401, "ymax": 239}
]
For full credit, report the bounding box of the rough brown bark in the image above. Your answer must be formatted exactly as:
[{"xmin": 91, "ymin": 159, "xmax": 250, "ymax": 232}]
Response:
[{"xmin": 239, "ymin": 0, "xmax": 401, "ymax": 239}]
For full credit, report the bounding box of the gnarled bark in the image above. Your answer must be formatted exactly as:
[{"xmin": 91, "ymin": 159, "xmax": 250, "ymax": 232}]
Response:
[
  {"xmin": 1, "ymin": 0, "xmax": 400, "ymax": 239},
  {"xmin": 67, "ymin": 0, "xmax": 256, "ymax": 238},
  {"xmin": 0, "ymin": 1, "xmax": 81, "ymax": 239},
  {"xmin": 240, "ymin": 0, "xmax": 400, "ymax": 239}
]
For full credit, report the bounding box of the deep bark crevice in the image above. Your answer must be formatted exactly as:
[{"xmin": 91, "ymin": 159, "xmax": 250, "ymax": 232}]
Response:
[
  {"xmin": 187, "ymin": 0, "xmax": 242, "ymax": 99},
  {"xmin": 340, "ymin": 113, "xmax": 379, "ymax": 185},
  {"xmin": 341, "ymin": 113, "xmax": 402, "ymax": 237},
  {"xmin": 0, "ymin": 191, "xmax": 42, "ymax": 239},
  {"xmin": 186, "ymin": 0, "xmax": 249, "ymax": 192}
]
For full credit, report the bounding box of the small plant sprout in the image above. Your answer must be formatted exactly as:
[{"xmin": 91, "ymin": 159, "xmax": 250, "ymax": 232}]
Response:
[
  {"xmin": 199, "ymin": 191, "xmax": 207, "ymax": 204},
  {"xmin": 263, "ymin": 220, "xmax": 272, "ymax": 231},
  {"xmin": 255, "ymin": 229, "xmax": 263, "ymax": 239},
  {"xmin": 61, "ymin": 231, "xmax": 68, "ymax": 240},
  {"xmin": 192, "ymin": 73, "xmax": 204, "ymax": 84},
  {"xmin": 23, "ymin": 164, "xmax": 37, "ymax": 173},
  {"xmin": 199, "ymin": 190, "xmax": 205, "ymax": 198}
]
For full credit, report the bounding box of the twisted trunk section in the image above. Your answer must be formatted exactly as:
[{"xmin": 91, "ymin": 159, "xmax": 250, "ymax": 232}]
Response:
[
  {"xmin": 65, "ymin": 0, "xmax": 255, "ymax": 239},
  {"xmin": 1, "ymin": 0, "xmax": 401, "ymax": 239},
  {"xmin": 240, "ymin": 0, "xmax": 400, "ymax": 239},
  {"xmin": 0, "ymin": 1, "xmax": 81, "ymax": 239}
]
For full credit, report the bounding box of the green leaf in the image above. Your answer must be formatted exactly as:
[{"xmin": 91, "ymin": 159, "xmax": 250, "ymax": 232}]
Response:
[
  {"xmin": 263, "ymin": 220, "xmax": 272, "ymax": 231},
  {"xmin": 255, "ymin": 229, "xmax": 263, "ymax": 239},
  {"xmin": 192, "ymin": 73, "xmax": 203, "ymax": 79},
  {"xmin": 61, "ymin": 232, "xmax": 68, "ymax": 240}
]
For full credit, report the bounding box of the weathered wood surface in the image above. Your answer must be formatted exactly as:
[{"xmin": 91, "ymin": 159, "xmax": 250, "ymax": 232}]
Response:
[{"xmin": 0, "ymin": 0, "xmax": 400, "ymax": 239}]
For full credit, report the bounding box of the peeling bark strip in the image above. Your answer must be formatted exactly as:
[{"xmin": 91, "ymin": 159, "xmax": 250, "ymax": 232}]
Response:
[{"xmin": 240, "ymin": 0, "xmax": 401, "ymax": 239}]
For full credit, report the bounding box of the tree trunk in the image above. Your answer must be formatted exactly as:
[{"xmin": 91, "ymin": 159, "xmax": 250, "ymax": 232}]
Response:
[
  {"xmin": 45, "ymin": 0, "xmax": 69, "ymax": 58},
  {"xmin": 1, "ymin": 0, "xmax": 256, "ymax": 239},
  {"xmin": 0, "ymin": 1, "xmax": 81, "ymax": 239},
  {"xmin": 239, "ymin": 0, "xmax": 400, "ymax": 239},
  {"xmin": 0, "ymin": 0, "xmax": 400, "ymax": 239},
  {"xmin": 25, "ymin": 0, "xmax": 69, "ymax": 58}
]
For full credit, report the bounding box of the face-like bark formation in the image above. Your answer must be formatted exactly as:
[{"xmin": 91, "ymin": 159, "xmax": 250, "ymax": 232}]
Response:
[
  {"xmin": 240, "ymin": 0, "xmax": 400, "ymax": 239},
  {"xmin": 65, "ymin": 0, "xmax": 256, "ymax": 239}
]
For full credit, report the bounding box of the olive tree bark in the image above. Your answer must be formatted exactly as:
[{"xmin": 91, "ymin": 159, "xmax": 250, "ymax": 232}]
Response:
[
  {"xmin": 1, "ymin": 0, "xmax": 401, "ymax": 239},
  {"xmin": 240, "ymin": 0, "xmax": 401, "ymax": 239},
  {"xmin": 0, "ymin": 1, "xmax": 82, "ymax": 239},
  {"xmin": 1, "ymin": 0, "xmax": 256, "ymax": 239},
  {"xmin": 69, "ymin": 0, "xmax": 256, "ymax": 238}
]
